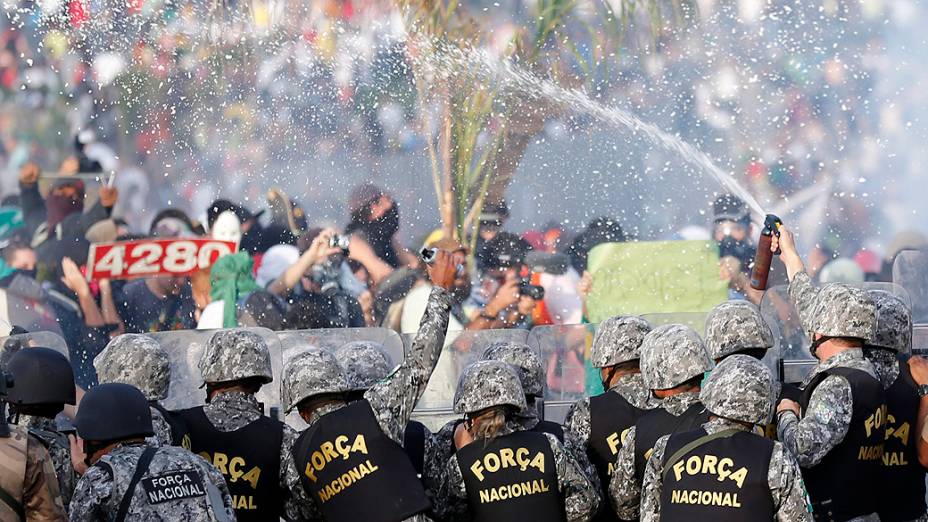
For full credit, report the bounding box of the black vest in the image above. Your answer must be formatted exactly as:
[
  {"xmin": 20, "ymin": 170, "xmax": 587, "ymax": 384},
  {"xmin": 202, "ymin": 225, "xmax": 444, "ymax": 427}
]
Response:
[
  {"xmin": 588, "ymin": 392, "xmax": 646, "ymax": 522},
  {"xmin": 175, "ymin": 406, "xmax": 284, "ymax": 522},
  {"xmin": 457, "ymin": 430, "xmax": 565, "ymax": 522},
  {"xmin": 532, "ymin": 419, "xmax": 565, "ymax": 442},
  {"xmin": 798, "ymin": 366, "xmax": 886, "ymax": 521},
  {"xmin": 403, "ymin": 420, "xmax": 428, "ymax": 479},
  {"xmin": 292, "ymin": 401, "xmax": 430, "ymax": 522},
  {"xmin": 634, "ymin": 402, "xmax": 710, "ymax": 482},
  {"xmin": 660, "ymin": 428, "xmax": 774, "ymax": 521},
  {"xmin": 877, "ymin": 354, "xmax": 926, "ymax": 521}
]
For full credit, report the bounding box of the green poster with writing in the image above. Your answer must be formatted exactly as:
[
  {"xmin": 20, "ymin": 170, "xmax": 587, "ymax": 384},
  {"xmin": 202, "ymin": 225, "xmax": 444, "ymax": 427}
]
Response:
[{"xmin": 586, "ymin": 240, "xmax": 728, "ymax": 323}]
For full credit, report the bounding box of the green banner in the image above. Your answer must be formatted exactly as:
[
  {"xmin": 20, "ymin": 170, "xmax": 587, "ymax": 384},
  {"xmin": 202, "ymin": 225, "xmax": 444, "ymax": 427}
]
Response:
[{"xmin": 586, "ymin": 240, "xmax": 728, "ymax": 323}]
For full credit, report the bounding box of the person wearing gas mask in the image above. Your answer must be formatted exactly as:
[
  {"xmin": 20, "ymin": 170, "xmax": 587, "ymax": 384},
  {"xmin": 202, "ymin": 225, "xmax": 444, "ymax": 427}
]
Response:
[
  {"xmin": 639, "ymin": 355, "xmax": 813, "ymax": 522},
  {"xmin": 281, "ymin": 249, "xmax": 456, "ymax": 522},
  {"xmin": 608, "ymin": 324, "xmax": 713, "ymax": 520},
  {"xmin": 563, "ymin": 316, "xmax": 656, "ymax": 522},
  {"xmin": 345, "ymin": 183, "xmax": 417, "ymax": 286},
  {"xmin": 772, "ymin": 226, "xmax": 887, "ymax": 521},
  {"xmin": 436, "ymin": 360, "xmax": 599, "ymax": 522},
  {"xmin": 68, "ymin": 383, "xmax": 235, "ymax": 521}
]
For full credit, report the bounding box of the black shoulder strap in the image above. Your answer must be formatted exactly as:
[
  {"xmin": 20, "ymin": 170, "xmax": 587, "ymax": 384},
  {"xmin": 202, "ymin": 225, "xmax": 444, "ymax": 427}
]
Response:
[
  {"xmin": 0, "ymin": 485, "xmax": 24, "ymax": 522},
  {"xmin": 114, "ymin": 447, "xmax": 158, "ymax": 522},
  {"xmin": 661, "ymin": 428, "xmax": 739, "ymax": 481},
  {"xmin": 403, "ymin": 421, "xmax": 427, "ymax": 477}
]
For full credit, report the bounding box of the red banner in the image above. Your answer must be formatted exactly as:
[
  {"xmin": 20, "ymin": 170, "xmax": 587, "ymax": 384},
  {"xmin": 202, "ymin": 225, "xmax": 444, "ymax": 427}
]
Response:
[{"xmin": 86, "ymin": 238, "xmax": 238, "ymax": 281}]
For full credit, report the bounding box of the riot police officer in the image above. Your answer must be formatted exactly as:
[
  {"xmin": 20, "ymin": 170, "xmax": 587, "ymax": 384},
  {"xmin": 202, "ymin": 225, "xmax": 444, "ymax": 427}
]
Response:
[
  {"xmin": 639, "ymin": 355, "xmax": 813, "ymax": 521},
  {"xmin": 704, "ymin": 301, "xmax": 775, "ymax": 363},
  {"xmin": 863, "ymin": 290, "xmax": 926, "ymax": 521},
  {"xmin": 608, "ymin": 324, "xmax": 713, "ymax": 520},
  {"xmin": 773, "ymin": 226, "xmax": 886, "ymax": 521},
  {"xmin": 563, "ymin": 315, "xmax": 654, "ymax": 522},
  {"xmin": 283, "ymin": 249, "xmax": 456, "ymax": 522},
  {"xmin": 68, "ymin": 383, "xmax": 235, "ymax": 521},
  {"xmin": 334, "ymin": 340, "xmax": 437, "ymax": 505},
  {"xmin": 174, "ymin": 329, "xmax": 296, "ymax": 521},
  {"xmin": 437, "ymin": 360, "xmax": 599, "ymax": 522},
  {"xmin": 0, "ymin": 358, "xmax": 67, "ymax": 521},
  {"xmin": 94, "ymin": 334, "xmax": 180, "ymax": 446},
  {"xmin": 6, "ymin": 347, "xmax": 77, "ymax": 507}
]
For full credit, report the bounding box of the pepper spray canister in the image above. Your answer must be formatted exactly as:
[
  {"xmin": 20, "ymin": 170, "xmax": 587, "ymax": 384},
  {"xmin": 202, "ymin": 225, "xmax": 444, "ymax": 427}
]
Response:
[{"xmin": 750, "ymin": 214, "xmax": 783, "ymax": 291}]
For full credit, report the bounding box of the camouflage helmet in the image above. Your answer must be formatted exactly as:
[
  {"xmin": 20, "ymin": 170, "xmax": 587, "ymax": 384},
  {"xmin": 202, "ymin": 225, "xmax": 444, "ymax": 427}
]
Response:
[
  {"xmin": 590, "ymin": 316, "xmax": 652, "ymax": 368},
  {"xmin": 640, "ymin": 324, "xmax": 713, "ymax": 390},
  {"xmin": 334, "ymin": 341, "xmax": 393, "ymax": 392},
  {"xmin": 280, "ymin": 349, "xmax": 349, "ymax": 413},
  {"xmin": 868, "ymin": 290, "xmax": 912, "ymax": 353},
  {"xmin": 700, "ymin": 354, "xmax": 775, "ymax": 425},
  {"xmin": 704, "ymin": 301, "xmax": 774, "ymax": 360},
  {"xmin": 199, "ymin": 329, "xmax": 273, "ymax": 385},
  {"xmin": 481, "ymin": 341, "xmax": 545, "ymax": 398},
  {"xmin": 94, "ymin": 334, "xmax": 171, "ymax": 401},
  {"xmin": 807, "ymin": 284, "xmax": 877, "ymax": 340},
  {"xmin": 453, "ymin": 360, "xmax": 527, "ymax": 414}
]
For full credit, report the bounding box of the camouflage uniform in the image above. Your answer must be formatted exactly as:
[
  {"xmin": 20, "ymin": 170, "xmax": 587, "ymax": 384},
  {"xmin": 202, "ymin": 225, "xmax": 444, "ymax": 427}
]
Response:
[
  {"xmin": 864, "ymin": 290, "xmax": 911, "ymax": 390},
  {"xmin": 282, "ymin": 286, "xmax": 453, "ymax": 522},
  {"xmin": 94, "ymin": 334, "xmax": 174, "ymax": 447},
  {"xmin": 69, "ymin": 442, "xmax": 236, "ymax": 521},
  {"xmin": 437, "ymin": 360, "xmax": 600, "ymax": 522},
  {"xmin": 334, "ymin": 341, "xmax": 394, "ymax": 391},
  {"xmin": 0, "ymin": 423, "xmax": 67, "ymax": 521},
  {"xmin": 607, "ymin": 324, "xmax": 713, "ymax": 520},
  {"xmin": 640, "ymin": 355, "xmax": 813, "ymax": 522},
  {"xmin": 16, "ymin": 415, "xmax": 75, "ymax": 508}
]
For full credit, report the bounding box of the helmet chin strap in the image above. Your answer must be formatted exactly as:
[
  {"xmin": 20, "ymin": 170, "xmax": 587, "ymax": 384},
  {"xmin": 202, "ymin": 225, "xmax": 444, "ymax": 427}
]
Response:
[
  {"xmin": 601, "ymin": 366, "xmax": 621, "ymax": 391},
  {"xmin": 809, "ymin": 336, "xmax": 833, "ymax": 358}
]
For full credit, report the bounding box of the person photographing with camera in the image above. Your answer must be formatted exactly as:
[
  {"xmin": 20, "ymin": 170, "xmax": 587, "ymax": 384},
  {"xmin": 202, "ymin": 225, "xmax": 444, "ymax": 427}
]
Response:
[{"xmin": 468, "ymin": 233, "xmax": 543, "ymax": 330}]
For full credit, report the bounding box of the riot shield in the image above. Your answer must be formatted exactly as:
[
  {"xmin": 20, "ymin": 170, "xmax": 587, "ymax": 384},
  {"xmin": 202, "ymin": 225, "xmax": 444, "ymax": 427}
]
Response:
[
  {"xmin": 893, "ymin": 250, "xmax": 928, "ymax": 325},
  {"xmin": 151, "ymin": 328, "xmax": 283, "ymax": 416},
  {"xmin": 914, "ymin": 326, "xmax": 928, "ymax": 356},
  {"xmin": 0, "ymin": 275, "xmax": 63, "ymax": 336},
  {"xmin": 0, "ymin": 330, "xmax": 67, "ymax": 362},
  {"xmin": 526, "ymin": 323, "xmax": 598, "ymax": 424},
  {"xmin": 406, "ymin": 329, "xmax": 529, "ymax": 430},
  {"xmin": 640, "ymin": 312, "xmax": 708, "ymax": 336},
  {"xmin": 760, "ymin": 285, "xmax": 814, "ymax": 384},
  {"xmin": 277, "ymin": 328, "xmax": 404, "ymax": 366},
  {"xmin": 277, "ymin": 327, "xmax": 406, "ymax": 430}
]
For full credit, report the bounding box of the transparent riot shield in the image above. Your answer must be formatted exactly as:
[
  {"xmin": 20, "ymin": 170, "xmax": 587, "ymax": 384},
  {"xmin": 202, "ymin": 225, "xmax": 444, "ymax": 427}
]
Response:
[
  {"xmin": 894, "ymin": 250, "xmax": 928, "ymax": 325},
  {"xmin": 914, "ymin": 326, "xmax": 928, "ymax": 356},
  {"xmin": 0, "ymin": 330, "xmax": 68, "ymax": 362},
  {"xmin": 640, "ymin": 312, "xmax": 709, "ymax": 336},
  {"xmin": 760, "ymin": 285, "xmax": 814, "ymax": 384},
  {"xmin": 406, "ymin": 329, "xmax": 529, "ymax": 431},
  {"xmin": 277, "ymin": 328, "xmax": 406, "ymax": 430},
  {"xmin": 151, "ymin": 328, "xmax": 283, "ymax": 417},
  {"xmin": 0, "ymin": 275, "xmax": 63, "ymax": 336},
  {"xmin": 526, "ymin": 323, "xmax": 598, "ymax": 424}
]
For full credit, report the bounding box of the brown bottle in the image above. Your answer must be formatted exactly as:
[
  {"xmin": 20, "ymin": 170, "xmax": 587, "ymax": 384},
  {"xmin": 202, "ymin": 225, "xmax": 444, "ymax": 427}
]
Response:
[{"xmin": 750, "ymin": 214, "xmax": 782, "ymax": 291}]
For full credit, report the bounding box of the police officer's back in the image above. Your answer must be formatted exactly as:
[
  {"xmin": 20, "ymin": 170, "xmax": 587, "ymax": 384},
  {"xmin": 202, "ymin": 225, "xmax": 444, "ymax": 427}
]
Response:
[
  {"xmin": 863, "ymin": 290, "xmax": 926, "ymax": 521},
  {"xmin": 563, "ymin": 316, "xmax": 655, "ymax": 522},
  {"xmin": 608, "ymin": 324, "xmax": 713, "ymax": 521},
  {"xmin": 94, "ymin": 334, "xmax": 181, "ymax": 446},
  {"xmin": 0, "ymin": 362, "xmax": 67, "ymax": 521},
  {"xmin": 68, "ymin": 383, "xmax": 235, "ymax": 521},
  {"xmin": 436, "ymin": 360, "xmax": 599, "ymax": 522},
  {"xmin": 6, "ymin": 347, "xmax": 78, "ymax": 507},
  {"xmin": 173, "ymin": 329, "xmax": 295, "ymax": 521},
  {"xmin": 773, "ymin": 227, "xmax": 887, "ymax": 521},
  {"xmin": 639, "ymin": 355, "xmax": 813, "ymax": 521},
  {"xmin": 282, "ymin": 250, "xmax": 456, "ymax": 522}
]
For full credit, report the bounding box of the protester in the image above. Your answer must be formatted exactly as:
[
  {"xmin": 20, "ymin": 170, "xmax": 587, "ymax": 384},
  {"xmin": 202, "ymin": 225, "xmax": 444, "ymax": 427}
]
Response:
[
  {"xmin": 772, "ymin": 226, "xmax": 887, "ymax": 521},
  {"xmin": 68, "ymin": 383, "xmax": 235, "ymax": 521},
  {"xmin": 346, "ymin": 183, "xmax": 416, "ymax": 285}
]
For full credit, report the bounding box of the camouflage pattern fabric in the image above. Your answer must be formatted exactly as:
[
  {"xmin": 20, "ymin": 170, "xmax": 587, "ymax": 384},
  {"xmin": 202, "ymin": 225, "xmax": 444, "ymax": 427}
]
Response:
[
  {"xmin": 199, "ymin": 329, "xmax": 273, "ymax": 385},
  {"xmin": 453, "ymin": 360, "xmax": 526, "ymax": 414},
  {"xmin": 868, "ymin": 290, "xmax": 912, "ymax": 354},
  {"xmin": 640, "ymin": 324, "xmax": 713, "ymax": 391},
  {"xmin": 789, "ymin": 272, "xmax": 876, "ymax": 340},
  {"xmin": 704, "ymin": 301, "xmax": 774, "ymax": 360},
  {"xmin": 94, "ymin": 334, "xmax": 170, "ymax": 401},
  {"xmin": 590, "ymin": 316, "xmax": 652, "ymax": 368},
  {"xmin": 17, "ymin": 415, "xmax": 75, "ymax": 509},
  {"xmin": 335, "ymin": 341, "xmax": 393, "ymax": 392},
  {"xmin": 640, "ymin": 417, "xmax": 813, "ymax": 522},
  {"xmin": 148, "ymin": 405, "xmax": 174, "ymax": 447},
  {"xmin": 481, "ymin": 341, "xmax": 546, "ymax": 398},
  {"xmin": 564, "ymin": 372, "xmax": 656, "ymax": 445},
  {"xmin": 436, "ymin": 419, "xmax": 600, "ymax": 522},
  {"xmin": 68, "ymin": 442, "xmax": 235, "ymax": 521},
  {"xmin": 699, "ymin": 355, "xmax": 775, "ymax": 425},
  {"xmin": 0, "ymin": 423, "xmax": 67, "ymax": 521},
  {"xmin": 280, "ymin": 349, "xmax": 348, "ymax": 413}
]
